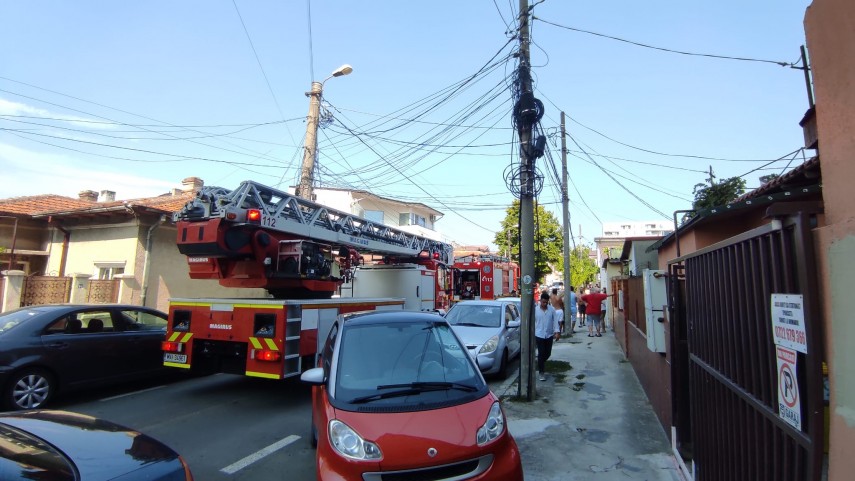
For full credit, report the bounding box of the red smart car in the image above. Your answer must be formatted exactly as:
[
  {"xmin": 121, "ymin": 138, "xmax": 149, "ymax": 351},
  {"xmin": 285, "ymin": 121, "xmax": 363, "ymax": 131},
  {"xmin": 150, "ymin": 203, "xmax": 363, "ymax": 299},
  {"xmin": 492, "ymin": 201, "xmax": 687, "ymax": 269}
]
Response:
[{"xmin": 301, "ymin": 310, "xmax": 523, "ymax": 480}]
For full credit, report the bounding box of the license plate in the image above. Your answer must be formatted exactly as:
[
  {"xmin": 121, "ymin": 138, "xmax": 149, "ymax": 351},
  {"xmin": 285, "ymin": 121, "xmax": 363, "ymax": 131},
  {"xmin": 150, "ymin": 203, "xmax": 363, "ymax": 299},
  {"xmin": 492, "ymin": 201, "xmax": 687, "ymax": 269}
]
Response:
[{"xmin": 164, "ymin": 353, "xmax": 187, "ymax": 363}]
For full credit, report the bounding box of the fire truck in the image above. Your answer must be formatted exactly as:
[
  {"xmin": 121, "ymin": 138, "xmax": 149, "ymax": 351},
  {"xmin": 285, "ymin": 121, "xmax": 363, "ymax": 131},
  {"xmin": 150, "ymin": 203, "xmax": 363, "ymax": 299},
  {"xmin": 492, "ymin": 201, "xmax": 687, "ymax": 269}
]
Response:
[
  {"xmin": 452, "ymin": 252, "xmax": 519, "ymax": 301},
  {"xmin": 161, "ymin": 180, "xmax": 454, "ymax": 379}
]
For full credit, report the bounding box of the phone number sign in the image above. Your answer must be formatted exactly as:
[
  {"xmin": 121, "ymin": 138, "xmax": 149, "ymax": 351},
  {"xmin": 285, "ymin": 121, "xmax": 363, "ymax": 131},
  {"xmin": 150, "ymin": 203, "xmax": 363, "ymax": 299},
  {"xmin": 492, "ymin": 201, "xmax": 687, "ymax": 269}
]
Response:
[{"xmin": 770, "ymin": 293, "xmax": 807, "ymax": 354}]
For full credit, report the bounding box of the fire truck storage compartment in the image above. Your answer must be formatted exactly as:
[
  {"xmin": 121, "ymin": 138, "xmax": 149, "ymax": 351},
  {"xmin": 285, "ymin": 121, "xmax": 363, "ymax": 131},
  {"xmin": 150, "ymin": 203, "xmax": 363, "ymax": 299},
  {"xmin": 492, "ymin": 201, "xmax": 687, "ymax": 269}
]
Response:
[{"xmin": 341, "ymin": 264, "xmax": 436, "ymax": 311}]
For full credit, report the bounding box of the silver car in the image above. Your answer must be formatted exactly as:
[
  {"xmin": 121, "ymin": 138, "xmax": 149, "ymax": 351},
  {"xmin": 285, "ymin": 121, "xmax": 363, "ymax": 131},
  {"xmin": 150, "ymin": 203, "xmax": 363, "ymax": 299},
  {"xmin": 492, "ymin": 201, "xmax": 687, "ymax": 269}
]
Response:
[{"xmin": 444, "ymin": 300, "xmax": 521, "ymax": 378}]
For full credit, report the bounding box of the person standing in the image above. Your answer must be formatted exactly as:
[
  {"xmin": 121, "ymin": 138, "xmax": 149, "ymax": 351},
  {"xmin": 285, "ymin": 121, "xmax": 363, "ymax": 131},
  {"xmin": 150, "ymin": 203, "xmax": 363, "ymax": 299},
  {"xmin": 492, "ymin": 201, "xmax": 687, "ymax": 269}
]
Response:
[
  {"xmin": 554, "ymin": 296, "xmax": 565, "ymax": 334},
  {"xmin": 581, "ymin": 287, "xmax": 612, "ymax": 337},
  {"xmin": 549, "ymin": 288, "xmax": 563, "ymax": 332},
  {"xmin": 535, "ymin": 291, "xmax": 560, "ymax": 381},
  {"xmin": 577, "ymin": 287, "xmax": 588, "ymax": 327},
  {"xmin": 568, "ymin": 286, "xmax": 578, "ymax": 335}
]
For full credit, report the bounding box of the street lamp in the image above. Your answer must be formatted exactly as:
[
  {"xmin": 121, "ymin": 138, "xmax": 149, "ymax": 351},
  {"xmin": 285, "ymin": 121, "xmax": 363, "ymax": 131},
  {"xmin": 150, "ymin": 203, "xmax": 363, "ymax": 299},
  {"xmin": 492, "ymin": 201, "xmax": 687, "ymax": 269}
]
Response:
[{"xmin": 296, "ymin": 64, "xmax": 353, "ymax": 201}]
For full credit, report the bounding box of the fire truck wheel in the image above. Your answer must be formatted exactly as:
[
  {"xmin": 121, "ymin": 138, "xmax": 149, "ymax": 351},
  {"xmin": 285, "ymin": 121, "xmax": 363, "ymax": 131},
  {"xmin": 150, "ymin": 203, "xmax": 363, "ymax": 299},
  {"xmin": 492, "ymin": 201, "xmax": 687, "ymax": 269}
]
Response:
[{"xmin": 4, "ymin": 368, "xmax": 55, "ymax": 411}]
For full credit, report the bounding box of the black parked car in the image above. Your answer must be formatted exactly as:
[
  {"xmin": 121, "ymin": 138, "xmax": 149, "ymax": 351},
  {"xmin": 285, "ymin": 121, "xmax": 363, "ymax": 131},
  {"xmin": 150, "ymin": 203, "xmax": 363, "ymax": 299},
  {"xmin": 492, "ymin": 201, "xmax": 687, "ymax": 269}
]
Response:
[
  {"xmin": 0, "ymin": 409, "xmax": 193, "ymax": 480},
  {"xmin": 0, "ymin": 304, "xmax": 170, "ymax": 410}
]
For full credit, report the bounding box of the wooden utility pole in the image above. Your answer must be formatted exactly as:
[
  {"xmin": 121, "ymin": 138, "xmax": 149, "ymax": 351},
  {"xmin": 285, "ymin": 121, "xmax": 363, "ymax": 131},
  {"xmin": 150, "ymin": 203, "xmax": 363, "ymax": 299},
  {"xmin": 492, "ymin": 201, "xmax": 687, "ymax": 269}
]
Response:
[
  {"xmin": 560, "ymin": 112, "xmax": 572, "ymax": 332},
  {"xmin": 517, "ymin": 0, "xmax": 537, "ymax": 400}
]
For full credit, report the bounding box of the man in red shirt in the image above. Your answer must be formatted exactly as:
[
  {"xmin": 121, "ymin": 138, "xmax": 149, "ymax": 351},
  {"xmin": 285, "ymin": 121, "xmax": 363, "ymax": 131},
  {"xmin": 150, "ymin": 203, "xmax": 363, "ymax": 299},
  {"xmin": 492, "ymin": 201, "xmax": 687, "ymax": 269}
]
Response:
[{"xmin": 581, "ymin": 287, "xmax": 612, "ymax": 337}]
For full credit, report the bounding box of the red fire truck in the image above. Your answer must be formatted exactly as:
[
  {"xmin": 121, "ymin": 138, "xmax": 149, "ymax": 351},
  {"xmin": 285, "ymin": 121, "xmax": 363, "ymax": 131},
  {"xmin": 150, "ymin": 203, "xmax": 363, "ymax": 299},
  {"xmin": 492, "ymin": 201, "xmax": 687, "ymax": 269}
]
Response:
[
  {"xmin": 162, "ymin": 180, "xmax": 454, "ymax": 379},
  {"xmin": 452, "ymin": 252, "xmax": 519, "ymax": 301}
]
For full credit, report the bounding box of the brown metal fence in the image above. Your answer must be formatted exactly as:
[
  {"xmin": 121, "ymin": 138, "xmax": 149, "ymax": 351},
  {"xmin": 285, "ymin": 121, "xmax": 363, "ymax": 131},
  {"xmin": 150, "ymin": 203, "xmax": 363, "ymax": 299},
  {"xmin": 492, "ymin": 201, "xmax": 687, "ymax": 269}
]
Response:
[
  {"xmin": 21, "ymin": 276, "xmax": 72, "ymax": 306},
  {"xmin": 669, "ymin": 214, "xmax": 823, "ymax": 481},
  {"xmin": 612, "ymin": 276, "xmax": 647, "ymax": 334},
  {"xmin": 87, "ymin": 278, "xmax": 119, "ymax": 303}
]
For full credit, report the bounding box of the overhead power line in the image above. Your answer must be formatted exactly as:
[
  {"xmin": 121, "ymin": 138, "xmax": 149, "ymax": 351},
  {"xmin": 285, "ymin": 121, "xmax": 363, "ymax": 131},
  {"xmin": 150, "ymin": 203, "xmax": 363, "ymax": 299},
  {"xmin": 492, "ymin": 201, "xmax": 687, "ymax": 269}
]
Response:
[{"xmin": 534, "ymin": 16, "xmax": 801, "ymax": 68}]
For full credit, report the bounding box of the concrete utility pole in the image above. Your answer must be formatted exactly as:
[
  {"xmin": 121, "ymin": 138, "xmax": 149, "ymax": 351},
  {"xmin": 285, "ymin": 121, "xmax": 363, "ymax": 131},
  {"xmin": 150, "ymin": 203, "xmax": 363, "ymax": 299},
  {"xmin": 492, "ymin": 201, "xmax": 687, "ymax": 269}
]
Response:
[
  {"xmin": 560, "ymin": 112, "xmax": 572, "ymax": 332},
  {"xmin": 517, "ymin": 0, "xmax": 538, "ymax": 401},
  {"xmin": 295, "ymin": 64, "xmax": 353, "ymax": 201}
]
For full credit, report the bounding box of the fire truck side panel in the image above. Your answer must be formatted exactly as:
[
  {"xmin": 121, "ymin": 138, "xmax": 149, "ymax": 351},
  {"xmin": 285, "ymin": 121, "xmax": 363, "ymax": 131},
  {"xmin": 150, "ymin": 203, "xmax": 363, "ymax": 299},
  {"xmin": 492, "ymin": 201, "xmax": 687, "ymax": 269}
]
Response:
[
  {"xmin": 163, "ymin": 298, "xmax": 404, "ymax": 380},
  {"xmin": 342, "ymin": 264, "xmax": 437, "ymax": 311},
  {"xmin": 494, "ymin": 267, "xmax": 504, "ymax": 297}
]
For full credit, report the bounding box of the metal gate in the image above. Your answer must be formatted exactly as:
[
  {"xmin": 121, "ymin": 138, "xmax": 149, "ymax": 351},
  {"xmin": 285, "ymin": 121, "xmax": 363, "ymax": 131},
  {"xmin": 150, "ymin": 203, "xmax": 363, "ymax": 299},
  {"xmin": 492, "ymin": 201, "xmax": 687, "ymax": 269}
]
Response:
[
  {"xmin": 668, "ymin": 214, "xmax": 824, "ymax": 481},
  {"xmin": 21, "ymin": 276, "xmax": 72, "ymax": 306}
]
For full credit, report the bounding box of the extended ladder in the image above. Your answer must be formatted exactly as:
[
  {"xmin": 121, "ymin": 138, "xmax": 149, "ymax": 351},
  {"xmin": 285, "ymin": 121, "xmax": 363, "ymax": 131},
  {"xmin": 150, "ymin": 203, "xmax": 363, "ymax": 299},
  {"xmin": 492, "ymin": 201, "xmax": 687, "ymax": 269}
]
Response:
[{"xmin": 175, "ymin": 180, "xmax": 453, "ymax": 264}]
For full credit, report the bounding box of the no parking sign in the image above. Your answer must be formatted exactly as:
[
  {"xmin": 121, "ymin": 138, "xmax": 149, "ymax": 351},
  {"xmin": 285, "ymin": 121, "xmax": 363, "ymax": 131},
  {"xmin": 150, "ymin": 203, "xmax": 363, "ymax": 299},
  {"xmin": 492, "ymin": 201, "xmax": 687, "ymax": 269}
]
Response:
[{"xmin": 776, "ymin": 345, "xmax": 802, "ymax": 431}]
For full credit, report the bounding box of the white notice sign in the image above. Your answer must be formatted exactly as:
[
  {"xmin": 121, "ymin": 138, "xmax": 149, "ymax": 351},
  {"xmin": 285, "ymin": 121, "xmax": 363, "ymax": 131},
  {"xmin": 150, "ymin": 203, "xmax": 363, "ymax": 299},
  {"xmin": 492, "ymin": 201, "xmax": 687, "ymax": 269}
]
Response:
[
  {"xmin": 770, "ymin": 293, "xmax": 807, "ymax": 354},
  {"xmin": 776, "ymin": 346, "xmax": 802, "ymax": 431}
]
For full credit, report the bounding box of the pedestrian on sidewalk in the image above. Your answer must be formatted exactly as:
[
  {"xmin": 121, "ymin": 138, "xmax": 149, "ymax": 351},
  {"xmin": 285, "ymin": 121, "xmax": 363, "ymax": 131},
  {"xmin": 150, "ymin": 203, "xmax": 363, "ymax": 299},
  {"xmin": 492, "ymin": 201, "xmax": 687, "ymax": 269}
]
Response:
[
  {"xmin": 554, "ymin": 295, "xmax": 565, "ymax": 334},
  {"xmin": 577, "ymin": 287, "xmax": 588, "ymax": 327},
  {"xmin": 581, "ymin": 287, "xmax": 613, "ymax": 337},
  {"xmin": 535, "ymin": 291, "xmax": 560, "ymax": 381},
  {"xmin": 550, "ymin": 288, "xmax": 564, "ymax": 332},
  {"xmin": 568, "ymin": 286, "xmax": 578, "ymax": 335}
]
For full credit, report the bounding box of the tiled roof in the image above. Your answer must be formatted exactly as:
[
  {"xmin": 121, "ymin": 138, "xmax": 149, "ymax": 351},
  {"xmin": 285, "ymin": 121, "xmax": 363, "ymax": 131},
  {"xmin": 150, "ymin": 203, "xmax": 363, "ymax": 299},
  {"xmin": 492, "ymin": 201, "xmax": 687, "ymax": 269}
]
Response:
[
  {"xmin": 0, "ymin": 191, "xmax": 197, "ymax": 217},
  {"xmin": 735, "ymin": 155, "xmax": 820, "ymax": 202},
  {"xmin": 0, "ymin": 195, "xmax": 96, "ymax": 215}
]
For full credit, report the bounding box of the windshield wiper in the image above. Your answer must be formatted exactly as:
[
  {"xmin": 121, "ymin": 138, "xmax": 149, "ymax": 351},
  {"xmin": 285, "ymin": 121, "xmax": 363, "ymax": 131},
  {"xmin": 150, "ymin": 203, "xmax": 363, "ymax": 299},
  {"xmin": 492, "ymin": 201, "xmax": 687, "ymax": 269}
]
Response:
[
  {"xmin": 349, "ymin": 382, "xmax": 478, "ymax": 404},
  {"xmin": 377, "ymin": 381, "xmax": 478, "ymax": 392},
  {"xmin": 451, "ymin": 322, "xmax": 482, "ymax": 327}
]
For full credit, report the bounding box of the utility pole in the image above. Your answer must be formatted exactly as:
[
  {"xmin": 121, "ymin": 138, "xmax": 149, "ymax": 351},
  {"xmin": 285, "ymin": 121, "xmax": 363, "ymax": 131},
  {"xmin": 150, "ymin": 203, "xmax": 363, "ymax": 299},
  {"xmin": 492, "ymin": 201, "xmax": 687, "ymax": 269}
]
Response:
[
  {"xmin": 295, "ymin": 81, "xmax": 323, "ymax": 201},
  {"xmin": 516, "ymin": 0, "xmax": 541, "ymax": 401},
  {"xmin": 295, "ymin": 64, "xmax": 353, "ymax": 201},
  {"xmin": 560, "ymin": 112, "xmax": 572, "ymax": 333}
]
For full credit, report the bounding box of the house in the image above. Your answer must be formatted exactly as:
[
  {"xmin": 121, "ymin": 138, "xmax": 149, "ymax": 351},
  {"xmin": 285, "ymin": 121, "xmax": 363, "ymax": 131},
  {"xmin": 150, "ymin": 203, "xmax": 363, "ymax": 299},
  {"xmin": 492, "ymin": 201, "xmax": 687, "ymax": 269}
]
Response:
[
  {"xmin": 0, "ymin": 177, "xmax": 270, "ymax": 312},
  {"xmin": 310, "ymin": 187, "xmax": 447, "ymax": 242},
  {"xmin": 1, "ymin": 178, "xmax": 451, "ymax": 313}
]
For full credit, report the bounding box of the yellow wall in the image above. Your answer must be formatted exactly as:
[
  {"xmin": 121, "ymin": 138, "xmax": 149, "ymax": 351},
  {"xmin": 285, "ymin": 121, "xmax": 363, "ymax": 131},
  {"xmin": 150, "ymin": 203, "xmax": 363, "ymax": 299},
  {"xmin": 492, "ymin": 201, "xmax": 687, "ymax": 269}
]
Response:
[{"xmin": 47, "ymin": 223, "xmax": 140, "ymax": 276}]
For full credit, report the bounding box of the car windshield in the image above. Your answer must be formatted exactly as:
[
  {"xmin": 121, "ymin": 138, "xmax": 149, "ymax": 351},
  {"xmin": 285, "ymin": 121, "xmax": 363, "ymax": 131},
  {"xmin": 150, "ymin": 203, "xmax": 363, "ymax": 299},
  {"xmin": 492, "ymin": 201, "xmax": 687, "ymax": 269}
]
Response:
[
  {"xmin": 335, "ymin": 321, "xmax": 483, "ymax": 406},
  {"xmin": 444, "ymin": 304, "xmax": 502, "ymax": 328},
  {"xmin": 0, "ymin": 308, "xmax": 41, "ymax": 334}
]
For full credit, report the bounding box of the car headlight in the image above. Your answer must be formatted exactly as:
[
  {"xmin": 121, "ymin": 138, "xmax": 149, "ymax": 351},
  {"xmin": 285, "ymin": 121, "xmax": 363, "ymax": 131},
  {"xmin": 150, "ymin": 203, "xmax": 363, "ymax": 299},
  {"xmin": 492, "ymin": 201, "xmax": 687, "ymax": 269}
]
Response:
[
  {"xmin": 479, "ymin": 335, "xmax": 499, "ymax": 354},
  {"xmin": 329, "ymin": 420, "xmax": 382, "ymax": 460},
  {"xmin": 476, "ymin": 402, "xmax": 505, "ymax": 445}
]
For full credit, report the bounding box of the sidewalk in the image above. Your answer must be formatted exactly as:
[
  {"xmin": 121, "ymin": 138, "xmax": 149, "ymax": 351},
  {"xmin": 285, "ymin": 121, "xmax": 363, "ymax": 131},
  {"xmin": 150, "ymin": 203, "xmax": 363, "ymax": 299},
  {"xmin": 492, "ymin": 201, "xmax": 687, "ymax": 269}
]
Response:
[{"xmin": 496, "ymin": 332, "xmax": 686, "ymax": 481}]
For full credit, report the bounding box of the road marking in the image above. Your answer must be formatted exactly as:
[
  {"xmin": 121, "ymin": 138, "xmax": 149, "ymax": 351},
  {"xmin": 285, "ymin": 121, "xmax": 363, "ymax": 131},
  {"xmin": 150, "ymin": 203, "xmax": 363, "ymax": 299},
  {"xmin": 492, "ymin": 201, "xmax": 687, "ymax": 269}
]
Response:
[
  {"xmin": 100, "ymin": 384, "xmax": 167, "ymax": 402},
  {"xmin": 220, "ymin": 435, "xmax": 300, "ymax": 474}
]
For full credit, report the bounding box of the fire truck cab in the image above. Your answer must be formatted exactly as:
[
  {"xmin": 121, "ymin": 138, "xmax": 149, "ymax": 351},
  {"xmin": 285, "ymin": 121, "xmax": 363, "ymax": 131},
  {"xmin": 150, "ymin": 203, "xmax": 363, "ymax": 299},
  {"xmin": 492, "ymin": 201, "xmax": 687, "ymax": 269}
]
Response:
[{"xmin": 452, "ymin": 252, "xmax": 519, "ymax": 302}]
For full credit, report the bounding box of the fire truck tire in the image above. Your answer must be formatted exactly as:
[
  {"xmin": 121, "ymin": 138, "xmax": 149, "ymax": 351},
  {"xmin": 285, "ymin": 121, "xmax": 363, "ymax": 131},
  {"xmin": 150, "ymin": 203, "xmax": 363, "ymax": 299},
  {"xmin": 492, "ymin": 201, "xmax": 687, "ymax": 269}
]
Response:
[{"xmin": 4, "ymin": 368, "xmax": 55, "ymax": 411}]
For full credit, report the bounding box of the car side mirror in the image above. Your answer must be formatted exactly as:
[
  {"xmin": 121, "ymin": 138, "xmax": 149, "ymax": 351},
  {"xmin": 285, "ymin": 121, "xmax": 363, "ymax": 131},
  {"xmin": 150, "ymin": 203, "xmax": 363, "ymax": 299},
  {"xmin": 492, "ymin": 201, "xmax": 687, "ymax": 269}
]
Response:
[
  {"xmin": 506, "ymin": 320, "xmax": 521, "ymax": 329},
  {"xmin": 300, "ymin": 367, "xmax": 325, "ymax": 385}
]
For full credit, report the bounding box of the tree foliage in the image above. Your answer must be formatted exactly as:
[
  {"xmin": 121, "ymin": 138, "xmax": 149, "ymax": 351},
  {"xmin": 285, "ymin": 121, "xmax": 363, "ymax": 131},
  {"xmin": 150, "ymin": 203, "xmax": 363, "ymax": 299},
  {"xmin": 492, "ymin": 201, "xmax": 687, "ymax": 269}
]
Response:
[
  {"xmin": 493, "ymin": 200, "xmax": 562, "ymax": 283},
  {"xmin": 567, "ymin": 245, "xmax": 599, "ymax": 289},
  {"xmin": 683, "ymin": 176, "xmax": 747, "ymax": 223}
]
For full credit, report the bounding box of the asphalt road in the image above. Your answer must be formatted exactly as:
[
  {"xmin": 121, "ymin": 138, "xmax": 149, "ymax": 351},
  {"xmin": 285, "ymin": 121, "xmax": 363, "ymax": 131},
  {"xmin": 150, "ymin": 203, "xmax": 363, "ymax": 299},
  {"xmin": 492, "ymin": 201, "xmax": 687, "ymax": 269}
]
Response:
[{"xmin": 47, "ymin": 363, "xmax": 519, "ymax": 480}]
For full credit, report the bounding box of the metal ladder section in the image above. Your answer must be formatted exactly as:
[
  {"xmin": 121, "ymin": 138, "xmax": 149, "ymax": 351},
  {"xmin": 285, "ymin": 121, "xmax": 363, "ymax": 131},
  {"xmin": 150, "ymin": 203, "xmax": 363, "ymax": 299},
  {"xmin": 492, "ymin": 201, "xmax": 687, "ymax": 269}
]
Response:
[{"xmin": 175, "ymin": 180, "xmax": 453, "ymax": 264}]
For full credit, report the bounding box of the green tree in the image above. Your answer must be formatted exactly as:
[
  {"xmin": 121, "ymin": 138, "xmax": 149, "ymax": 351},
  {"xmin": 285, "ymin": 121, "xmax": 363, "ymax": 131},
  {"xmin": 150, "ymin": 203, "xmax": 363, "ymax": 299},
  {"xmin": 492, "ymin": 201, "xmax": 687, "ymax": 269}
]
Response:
[
  {"xmin": 683, "ymin": 176, "xmax": 747, "ymax": 223},
  {"xmin": 494, "ymin": 200, "xmax": 563, "ymax": 283},
  {"xmin": 567, "ymin": 245, "xmax": 599, "ymax": 289}
]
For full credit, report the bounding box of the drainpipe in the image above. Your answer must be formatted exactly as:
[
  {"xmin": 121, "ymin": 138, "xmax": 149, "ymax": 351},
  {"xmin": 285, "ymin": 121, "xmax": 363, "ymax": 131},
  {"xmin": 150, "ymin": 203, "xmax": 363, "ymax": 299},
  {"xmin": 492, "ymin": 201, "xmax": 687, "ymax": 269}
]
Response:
[
  {"xmin": 48, "ymin": 216, "xmax": 70, "ymax": 277},
  {"xmin": 140, "ymin": 215, "xmax": 167, "ymax": 307}
]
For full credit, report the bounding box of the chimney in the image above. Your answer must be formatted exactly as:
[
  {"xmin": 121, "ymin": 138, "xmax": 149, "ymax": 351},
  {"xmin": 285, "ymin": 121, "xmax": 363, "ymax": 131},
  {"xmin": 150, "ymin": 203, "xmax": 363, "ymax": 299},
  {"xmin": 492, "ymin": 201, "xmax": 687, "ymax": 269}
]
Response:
[
  {"xmin": 170, "ymin": 188, "xmax": 182, "ymax": 196},
  {"xmin": 181, "ymin": 177, "xmax": 204, "ymax": 192},
  {"xmin": 100, "ymin": 190, "xmax": 116, "ymax": 202},
  {"xmin": 78, "ymin": 190, "xmax": 99, "ymax": 202}
]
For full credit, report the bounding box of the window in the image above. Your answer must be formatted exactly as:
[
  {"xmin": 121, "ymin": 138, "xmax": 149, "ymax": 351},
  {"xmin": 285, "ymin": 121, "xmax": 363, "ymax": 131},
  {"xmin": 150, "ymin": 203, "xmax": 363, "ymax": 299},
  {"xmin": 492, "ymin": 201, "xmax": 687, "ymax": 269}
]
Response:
[
  {"xmin": 121, "ymin": 309, "xmax": 167, "ymax": 331},
  {"xmin": 364, "ymin": 210, "xmax": 384, "ymax": 224},
  {"xmin": 399, "ymin": 213, "xmax": 426, "ymax": 227},
  {"xmin": 95, "ymin": 261, "xmax": 126, "ymax": 280}
]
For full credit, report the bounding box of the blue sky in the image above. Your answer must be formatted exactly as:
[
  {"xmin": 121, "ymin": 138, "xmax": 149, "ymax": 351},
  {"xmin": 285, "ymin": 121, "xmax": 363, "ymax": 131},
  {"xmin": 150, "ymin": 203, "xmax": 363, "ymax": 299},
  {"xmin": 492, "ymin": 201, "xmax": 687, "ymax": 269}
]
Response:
[{"xmin": 0, "ymin": 1, "xmax": 814, "ymax": 250}]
